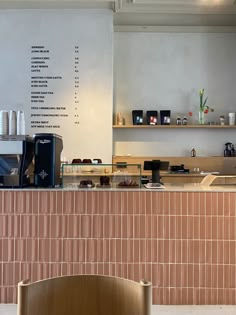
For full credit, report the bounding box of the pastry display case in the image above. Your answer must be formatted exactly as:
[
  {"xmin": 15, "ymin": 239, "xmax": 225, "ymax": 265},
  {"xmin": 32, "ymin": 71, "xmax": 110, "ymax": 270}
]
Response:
[{"xmin": 61, "ymin": 163, "xmax": 142, "ymax": 189}]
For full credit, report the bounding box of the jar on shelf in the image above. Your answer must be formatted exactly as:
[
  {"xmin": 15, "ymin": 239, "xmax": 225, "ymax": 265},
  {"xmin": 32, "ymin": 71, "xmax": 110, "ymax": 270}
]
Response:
[
  {"xmin": 182, "ymin": 116, "xmax": 188, "ymax": 125},
  {"xmin": 176, "ymin": 116, "xmax": 181, "ymax": 125}
]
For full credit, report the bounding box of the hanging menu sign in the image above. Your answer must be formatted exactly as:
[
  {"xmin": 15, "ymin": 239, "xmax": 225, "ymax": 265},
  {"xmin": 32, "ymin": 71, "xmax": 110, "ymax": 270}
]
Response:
[
  {"xmin": 0, "ymin": 10, "xmax": 113, "ymax": 162},
  {"xmin": 30, "ymin": 44, "xmax": 79, "ymax": 130}
]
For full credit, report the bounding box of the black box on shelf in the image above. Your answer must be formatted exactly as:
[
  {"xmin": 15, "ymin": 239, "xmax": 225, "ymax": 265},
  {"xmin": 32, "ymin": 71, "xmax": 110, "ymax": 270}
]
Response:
[
  {"xmin": 146, "ymin": 111, "xmax": 158, "ymax": 125},
  {"xmin": 160, "ymin": 110, "xmax": 171, "ymax": 125},
  {"xmin": 132, "ymin": 110, "xmax": 143, "ymax": 125}
]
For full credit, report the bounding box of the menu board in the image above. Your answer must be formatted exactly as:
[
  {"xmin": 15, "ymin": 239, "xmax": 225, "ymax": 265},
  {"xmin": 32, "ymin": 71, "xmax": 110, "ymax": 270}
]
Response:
[{"xmin": 0, "ymin": 10, "xmax": 113, "ymax": 162}]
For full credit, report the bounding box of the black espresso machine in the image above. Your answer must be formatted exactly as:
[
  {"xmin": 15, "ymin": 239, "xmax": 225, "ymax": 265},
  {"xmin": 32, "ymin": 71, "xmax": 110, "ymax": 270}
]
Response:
[
  {"xmin": 34, "ymin": 133, "xmax": 63, "ymax": 188},
  {"xmin": 0, "ymin": 135, "xmax": 35, "ymax": 188},
  {"xmin": 0, "ymin": 133, "xmax": 63, "ymax": 188}
]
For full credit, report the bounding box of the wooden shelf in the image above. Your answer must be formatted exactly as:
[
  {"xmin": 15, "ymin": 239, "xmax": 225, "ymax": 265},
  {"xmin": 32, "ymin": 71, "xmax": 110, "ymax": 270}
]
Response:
[{"xmin": 113, "ymin": 124, "xmax": 236, "ymax": 129}]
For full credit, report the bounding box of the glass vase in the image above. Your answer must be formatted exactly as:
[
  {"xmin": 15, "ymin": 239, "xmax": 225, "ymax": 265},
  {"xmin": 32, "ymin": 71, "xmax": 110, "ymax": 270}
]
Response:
[{"xmin": 199, "ymin": 110, "xmax": 205, "ymax": 125}]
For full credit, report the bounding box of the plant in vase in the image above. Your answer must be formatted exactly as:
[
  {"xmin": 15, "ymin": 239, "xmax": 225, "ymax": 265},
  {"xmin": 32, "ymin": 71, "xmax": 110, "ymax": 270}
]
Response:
[{"xmin": 199, "ymin": 88, "xmax": 214, "ymax": 124}]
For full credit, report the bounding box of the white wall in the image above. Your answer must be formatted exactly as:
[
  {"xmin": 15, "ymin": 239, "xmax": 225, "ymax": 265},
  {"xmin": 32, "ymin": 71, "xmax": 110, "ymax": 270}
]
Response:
[
  {"xmin": 0, "ymin": 9, "xmax": 113, "ymax": 163},
  {"xmin": 113, "ymin": 31, "xmax": 236, "ymax": 157}
]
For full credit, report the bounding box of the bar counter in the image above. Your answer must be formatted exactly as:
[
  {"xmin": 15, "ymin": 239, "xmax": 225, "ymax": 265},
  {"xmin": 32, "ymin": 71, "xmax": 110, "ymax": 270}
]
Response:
[{"xmin": 1, "ymin": 184, "xmax": 236, "ymax": 304}]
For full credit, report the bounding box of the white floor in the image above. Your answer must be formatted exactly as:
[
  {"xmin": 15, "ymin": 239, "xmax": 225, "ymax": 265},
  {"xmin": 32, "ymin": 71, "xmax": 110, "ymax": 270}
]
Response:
[{"xmin": 1, "ymin": 304, "xmax": 236, "ymax": 315}]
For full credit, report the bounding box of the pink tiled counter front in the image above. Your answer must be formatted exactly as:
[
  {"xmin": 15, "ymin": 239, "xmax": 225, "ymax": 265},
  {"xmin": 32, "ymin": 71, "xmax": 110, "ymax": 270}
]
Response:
[{"xmin": 0, "ymin": 189, "xmax": 236, "ymax": 304}]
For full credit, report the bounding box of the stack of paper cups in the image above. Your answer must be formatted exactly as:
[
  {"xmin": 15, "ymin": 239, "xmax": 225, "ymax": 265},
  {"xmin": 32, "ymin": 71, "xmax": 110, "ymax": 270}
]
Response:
[
  {"xmin": 17, "ymin": 111, "xmax": 26, "ymax": 135},
  {"xmin": 9, "ymin": 110, "xmax": 17, "ymax": 135},
  {"xmin": 0, "ymin": 110, "xmax": 9, "ymax": 135},
  {"xmin": 228, "ymin": 113, "xmax": 235, "ymax": 126}
]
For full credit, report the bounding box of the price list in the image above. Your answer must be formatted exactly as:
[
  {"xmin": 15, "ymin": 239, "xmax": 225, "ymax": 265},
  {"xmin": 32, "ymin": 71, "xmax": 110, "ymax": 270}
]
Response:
[
  {"xmin": 74, "ymin": 45, "xmax": 79, "ymax": 125},
  {"xmin": 30, "ymin": 44, "xmax": 80, "ymax": 130}
]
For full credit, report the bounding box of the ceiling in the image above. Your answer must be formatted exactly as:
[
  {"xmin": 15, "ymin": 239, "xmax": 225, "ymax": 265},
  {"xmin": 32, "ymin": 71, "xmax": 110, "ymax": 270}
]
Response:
[{"xmin": 0, "ymin": 0, "xmax": 235, "ymax": 26}]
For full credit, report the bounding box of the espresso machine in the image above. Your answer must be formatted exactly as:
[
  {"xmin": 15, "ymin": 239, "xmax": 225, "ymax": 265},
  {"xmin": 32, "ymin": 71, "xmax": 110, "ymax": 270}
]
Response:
[
  {"xmin": 34, "ymin": 133, "xmax": 63, "ymax": 187},
  {"xmin": 0, "ymin": 136, "xmax": 35, "ymax": 187}
]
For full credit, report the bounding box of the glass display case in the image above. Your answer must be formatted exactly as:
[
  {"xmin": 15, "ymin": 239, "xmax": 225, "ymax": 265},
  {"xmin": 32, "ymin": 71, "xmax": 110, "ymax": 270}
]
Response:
[{"xmin": 61, "ymin": 163, "xmax": 142, "ymax": 189}]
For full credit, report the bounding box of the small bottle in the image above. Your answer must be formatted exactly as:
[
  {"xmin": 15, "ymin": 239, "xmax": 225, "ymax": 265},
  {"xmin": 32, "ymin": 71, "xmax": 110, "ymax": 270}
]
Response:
[
  {"xmin": 176, "ymin": 116, "xmax": 181, "ymax": 125},
  {"xmin": 191, "ymin": 148, "xmax": 196, "ymax": 157},
  {"xmin": 182, "ymin": 116, "xmax": 188, "ymax": 125}
]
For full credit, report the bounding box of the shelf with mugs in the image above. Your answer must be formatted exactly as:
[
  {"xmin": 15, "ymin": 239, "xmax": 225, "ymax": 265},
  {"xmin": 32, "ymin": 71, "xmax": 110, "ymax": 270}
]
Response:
[{"xmin": 113, "ymin": 124, "xmax": 236, "ymax": 129}]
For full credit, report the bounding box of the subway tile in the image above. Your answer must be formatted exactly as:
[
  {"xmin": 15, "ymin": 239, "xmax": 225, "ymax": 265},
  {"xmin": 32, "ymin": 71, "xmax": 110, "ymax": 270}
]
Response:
[
  {"xmin": 229, "ymin": 193, "xmax": 236, "ymax": 216},
  {"xmin": 21, "ymin": 262, "xmax": 31, "ymax": 282},
  {"xmin": 163, "ymin": 192, "xmax": 170, "ymax": 215},
  {"xmin": 146, "ymin": 191, "xmax": 153, "ymax": 214},
  {"xmin": 229, "ymin": 241, "xmax": 236, "ymax": 265},
  {"xmin": 217, "ymin": 240, "xmax": 224, "ymax": 264},
  {"xmin": 102, "ymin": 239, "xmax": 110, "ymax": 263},
  {"xmin": 217, "ymin": 192, "xmax": 224, "ymax": 216},
  {"xmin": 21, "ymin": 215, "xmax": 32, "ymax": 238},
  {"xmin": 95, "ymin": 239, "xmax": 103, "ymax": 263},
  {"xmin": 2, "ymin": 239, "xmax": 14, "ymax": 262},
  {"xmin": 2, "ymin": 263, "xmax": 14, "ymax": 286},
  {"xmin": 180, "ymin": 240, "xmax": 186, "ymax": 263},
  {"xmin": 175, "ymin": 264, "xmax": 182, "ymax": 287},
  {"xmin": 174, "ymin": 193, "xmax": 182, "ymax": 215},
  {"xmin": 187, "ymin": 192, "xmax": 194, "ymax": 215},
  {"xmin": 187, "ymin": 216, "xmax": 194, "ymax": 240},
  {"xmin": 163, "ymin": 215, "xmax": 169, "ymax": 239},
  {"xmin": 163, "ymin": 240, "xmax": 169, "ymax": 263},
  {"xmin": 193, "ymin": 264, "xmax": 200, "ymax": 287},
  {"xmin": 121, "ymin": 239, "xmax": 127, "ymax": 263},
  {"xmin": 188, "ymin": 288, "xmax": 194, "ymax": 305},
  {"xmin": 133, "ymin": 239, "xmax": 140, "ymax": 263},
  {"xmin": 50, "ymin": 239, "xmax": 62, "ymax": 262},
  {"xmin": 181, "ymin": 216, "xmax": 188, "ymax": 239},
  {"xmin": 38, "ymin": 215, "xmax": 50, "ymax": 238},
  {"xmin": 151, "ymin": 215, "xmax": 158, "ymax": 239},
  {"xmin": 223, "ymin": 192, "xmax": 230, "ymax": 216},
  {"xmin": 175, "ymin": 288, "xmax": 182, "ymax": 305},
  {"xmin": 31, "ymin": 191, "xmax": 39, "ymax": 214},
  {"xmin": 38, "ymin": 239, "xmax": 50, "ymax": 262},
  {"xmin": 2, "ymin": 191, "xmax": 14, "ymax": 214},
  {"xmin": 133, "ymin": 263, "xmax": 140, "ymax": 282},
  {"xmin": 199, "ymin": 216, "xmax": 206, "ymax": 240},
  {"xmin": 151, "ymin": 264, "xmax": 158, "ymax": 287},
  {"xmin": 109, "ymin": 239, "xmax": 116, "ymax": 263},
  {"xmin": 193, "ymin": 241, "xmax": 200, "ymax": 264},
  {"xmin": 157, "ymin": 215, "xmax": 164, "ymax": 239},
  {"xmin": 212, "ymin": 241, "xmax": 218, "ymax": 264},
  {"xmin": 181, "ymin": 288, "xmax": 188, "ymax": 305},
  {"xmin": 224, "ymin": 264, "xmax": 231, "ymax": 289},
  {"xmin": 120, "ymin": 192, "xmax": 128, "ymax": 214},
  {"xmin": 92, "ymin": 215, "xmax": 103, "ymax": 239},
  {"xmin": 50, "ymin": 263, "xmax": 62, "ymax": 278},
  {"xmin": 199, "ymin": 264, "xmax": 206, "ymax": 287},
  {"xmin": 14, "ymin": 262, "xmax": 21, "ymax": 284},
  {"xmin": 181, "ymin": 193, "xmax": 188, "ymax": 215},
  {"xmin": 199, "ymin": 240, "xmax": 206, "ymax": 263},
  {"xmin": 151, "ymin": 239, "xmax": 158, "ymax": 263},
  {"xmin": 152, "ymin": 191, "xmax": 161, "ymax": 214},
  {"xmin": 108, "ymin": 215, "xmax": 116, "ymax": 238},
  {"xmin": 132, "ymin": 192, "xmax": 141, "ymax": 215},
  {"xmin": 139, "ymin": 214, "xmax": 146, "ymax": 239},
  {"xmin": 224, "ymin": 216, "xmax": 231, "ymax": 240},
  {"xmin": 187, "ymin": 264, "xmax": 194, "ymax": 288},
  {"xmin": 169, "ymin": 288, "xmax": 177, "ymax": 305},
  {"xmin": 169, "ymin": 264, "xmax": 176, "ymax": 288},
  {"xmin": 169, "ymin": 216, "xmax": 176, "ymax": 239},
  {"xmin": 205, "ymin": 193, "xmax": 212, "ymax": 216},
  {"xmin": 180, "ymin": 263, "xmax": 188, "ymax": 287},
  {"xmin": 26, "ymin": 239, "xmax": 38, "ymax": 262},
  {"xmin": 205, "ymin": 216, "xmax": 212, "ymax": 239},
  {"xmin": 139, "ymin": 239, "xmax": 146, "ymax": 263}
]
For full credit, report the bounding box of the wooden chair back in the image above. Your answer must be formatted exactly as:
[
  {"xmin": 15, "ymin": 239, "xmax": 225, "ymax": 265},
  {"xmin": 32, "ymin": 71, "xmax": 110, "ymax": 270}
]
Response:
[{"xmin": 17, "ymin": 275, "xmax": 152, "ymax": 315}]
